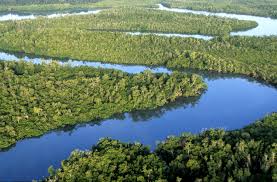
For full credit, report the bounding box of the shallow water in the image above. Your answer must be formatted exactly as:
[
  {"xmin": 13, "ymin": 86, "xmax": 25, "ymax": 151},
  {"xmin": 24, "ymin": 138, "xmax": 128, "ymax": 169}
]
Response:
[
  {"xmin": 127, "ymin": 32, "xmax": 213, "ymax": 40},
  {"xmin": 157, "ymin": 4, "xmax": 277, "ymax": 37},
  {"xmin": 0, "ymin": 9, "xmax": 101, "ymax": 21}
]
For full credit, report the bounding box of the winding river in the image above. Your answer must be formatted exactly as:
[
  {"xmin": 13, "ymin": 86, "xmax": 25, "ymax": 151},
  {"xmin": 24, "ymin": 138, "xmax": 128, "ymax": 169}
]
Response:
[
  {"xmin": 157, "ymin": 4, "xmax": 277, "ymax": 37},
  {"xmin": 0, "ymin": 5, "xmax": 276, "ymax": 182}
]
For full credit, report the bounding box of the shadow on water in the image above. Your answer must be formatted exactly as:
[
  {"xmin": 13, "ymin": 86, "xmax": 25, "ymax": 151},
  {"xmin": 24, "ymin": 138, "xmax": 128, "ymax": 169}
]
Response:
[
  {"xmin": 0, "ymin": 49, "xmax": 167, "ymax": 70},
  {"xmin": 173, "ymin": 67, "xmax": 277, "ymax": 89},
  {"xmin": 62, "ymin": 95, "xmax": 202, "ymax": 133},
  {"xmin": 0, "ymin": 50, "xmax": 276, "ymax": 181},
  {"xmin": 0, "ymin": 93, "xmax": 203, "ymax": 152},
  {"xmin": 127, "ymin": 96, "xmax": 202, "ymax": 122}
]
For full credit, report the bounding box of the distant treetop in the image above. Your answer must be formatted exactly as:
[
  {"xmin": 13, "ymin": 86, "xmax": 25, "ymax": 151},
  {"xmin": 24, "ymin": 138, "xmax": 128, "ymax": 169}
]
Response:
[{"xmin": 0, "ymin": 0, "xmax": 101, "ymax": 5}]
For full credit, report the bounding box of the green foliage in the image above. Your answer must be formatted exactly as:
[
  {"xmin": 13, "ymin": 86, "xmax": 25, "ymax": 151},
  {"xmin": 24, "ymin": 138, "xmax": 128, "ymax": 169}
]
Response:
[
  {"xmin": 0, "ymin": 24, "xmax": 276, "ymax": 84},
  {"xmin": 0, "ymin": 7, "xmax": 257, "ymax": 35},
  {"xmin": 163, "ymin": 0, "xmax": 277, "ymax": 18},
  {"xmin": 0, "ymin": 0, "xmax": 101, "ymax": 5},
  {"xmin": 46, "ymin": 113, "xmax": 277, "ymax": 182},
  {"xmin": 0, "ymin": 61, "xmax": 206, "ymax": 149},
  {"xmin": 0, "ymin": 0, "xmax": 159, "ymax": 14},
  {"xmin": 47, "ymin": 139, "xmax": 167, "ymax": 181}
]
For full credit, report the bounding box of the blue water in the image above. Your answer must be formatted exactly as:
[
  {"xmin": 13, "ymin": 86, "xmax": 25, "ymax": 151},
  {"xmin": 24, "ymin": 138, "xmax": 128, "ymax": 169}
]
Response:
[{"xmin": 0, "ymin": 52, "xmax": 276, "ymax": 181}]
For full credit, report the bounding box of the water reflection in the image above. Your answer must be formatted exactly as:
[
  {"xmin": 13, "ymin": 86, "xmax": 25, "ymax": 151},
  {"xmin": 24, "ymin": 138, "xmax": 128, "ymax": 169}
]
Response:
[
  {"xmin": 0, "ymin": 52, "xmax": 276, "ymax": 181},
  {"xmin": 0, "ymin": 73, "xmax": 276, "ymax": 181},
  {"xmin": 122, "ymin": 96, "xmax": 202, "ymax": 122}
]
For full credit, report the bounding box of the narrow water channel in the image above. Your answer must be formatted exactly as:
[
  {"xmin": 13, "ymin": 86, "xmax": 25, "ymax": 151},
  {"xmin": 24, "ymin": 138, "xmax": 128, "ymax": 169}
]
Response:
[{"xmin": 157, "ymin": 4, "xmax": 277, "ymax": 36}]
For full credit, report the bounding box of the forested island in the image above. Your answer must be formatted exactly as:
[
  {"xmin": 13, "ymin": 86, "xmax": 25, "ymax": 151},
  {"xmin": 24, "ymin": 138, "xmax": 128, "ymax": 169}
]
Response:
[
  {"xmin": 0, "ymin": 61, "xmax": 205, "ymax": 149},
  {"xmin": 0, "ymin": 28, "xmax": 276, "ymax": 84},
  {"xmin": 0, "ymin": 0, "xmax": 276, "ymax": 181}
]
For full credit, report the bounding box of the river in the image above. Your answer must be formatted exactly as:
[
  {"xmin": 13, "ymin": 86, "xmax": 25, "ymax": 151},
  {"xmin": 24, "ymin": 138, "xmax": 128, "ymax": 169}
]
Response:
[{"xmin": 0, "ymin": 6, "xmax": 276, "ymax": 182}]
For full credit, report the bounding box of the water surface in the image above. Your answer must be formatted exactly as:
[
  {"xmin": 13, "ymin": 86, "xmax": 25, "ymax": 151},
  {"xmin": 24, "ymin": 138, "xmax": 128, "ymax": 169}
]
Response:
[
  {"xmin": 0, "ymin": 52, "xmax": 276, "ymax": 181},
  {"xmin": 127, "ymin": 32, "xmax": 213, "ymax": 40},
  {"xmin": 158, "ymin": 4, "xmax": 277, "ymax": 36},
  {"xmin": 0, "ymin": 9, "xmax": 101, "ymax": 21}
]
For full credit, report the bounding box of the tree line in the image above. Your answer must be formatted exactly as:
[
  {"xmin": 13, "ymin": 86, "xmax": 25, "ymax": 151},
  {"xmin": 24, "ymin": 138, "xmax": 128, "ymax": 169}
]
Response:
[{"xmin": 0, "ymin": 0, "xmax": 101, "ymax": 5}]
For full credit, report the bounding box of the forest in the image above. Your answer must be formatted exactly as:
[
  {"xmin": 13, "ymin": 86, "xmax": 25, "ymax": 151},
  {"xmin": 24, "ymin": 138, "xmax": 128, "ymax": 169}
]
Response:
[
  {"xmin": 0, "ymin": 0, "xmax": 101, "ymax": 5},
  {"xmin": 45, "ymin": 113, "xmax": 277, "ymax": 181},
  {"xmin": 0, "ymin": 0, "xmax": 276, "ymax": 181},
  {"xmin": 0, "ymin": 23, "xmax": 276, "ymax": 85},
  {"xmin": 2, "ymin": 0, "xmax": 277, "ymax": 18},
  {"xmin": 0, "ymin": 61, "xmax": 206, "ymax": 149},
  {"xmin": 0, "ymin": 0, "xmax": 159, "ymax": 14},
  {"xmin": 0, "ymin": 7, "xmax": 257, "ymax": 35},
  {"xmin": 163, "ymin": 0, "xmax": 277, "ymax": 18}
]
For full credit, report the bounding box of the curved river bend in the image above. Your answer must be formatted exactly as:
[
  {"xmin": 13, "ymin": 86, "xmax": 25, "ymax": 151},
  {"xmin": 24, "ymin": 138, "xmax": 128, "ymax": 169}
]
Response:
[
  {"xmin": 157, "ymin": 4, "xmax": 277, "ymax": 37},
  {"xmin": 1, "ymin": 4, "xmax": 277, "ymax": 39},
  {"xmin": 0, "ymin": 6, "xmax": 276, "ymax": 182},
  {"xmin": 0, "ymin": 52, "xmax": 276, "ymax": 181}
]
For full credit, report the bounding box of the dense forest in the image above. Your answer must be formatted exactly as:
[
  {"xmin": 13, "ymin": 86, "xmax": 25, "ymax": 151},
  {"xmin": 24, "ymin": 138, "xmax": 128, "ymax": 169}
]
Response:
[
  {"xmin": 45, "ymin": 113, "xmax": 277, "ymax": 181},
  {"xmin": 0, "ymin": 23, "xmax": 276, "ymax": 84},
  {"xmin": 2, "ymin": 0, "xmax": 277, "ymax": 18},
  {"xmin": 0, "ymin": 61, "xmax": 206, "ymax": 149},
  {"xmin": 0, "ymin": 0, "xmax": 159, "ymax": 14},
  {"xmin": 163, "ymin": 0, "xmax": 277, "ymax": 18},
  {"xmin": 0, "ymin": 7, "xmax": 257, "ymax": 35}
]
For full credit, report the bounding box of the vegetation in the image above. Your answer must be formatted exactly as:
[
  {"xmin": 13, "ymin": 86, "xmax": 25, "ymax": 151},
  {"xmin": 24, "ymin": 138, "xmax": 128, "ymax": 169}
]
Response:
[
  {"xmin": 163, "ymin": 0, "xmax": 277, "ymax": 18},
  {"xmin": 0, "ymin": 0, "xmax": 101, "ymax": 4},
  {"xmin": 0, "ymin": 61, "xmax": 206, "ymax": 149},
  {"xmin": 0, "ymin": 24, "xmax": 276, "ymax": 84},
  {"xmin": 46, "ymin": 113, "xmax": 277, "ymax": 182},
  {"xmin": 0, "ymin": 7, "xmax": 257, "ymax": 36},
  {"xmin": 1, "ymin": 0, "xmax": 277, "ymax": 18},
  {"xmin": 0, "ymin": 0, "xmax": 159, "ymax": 14}
]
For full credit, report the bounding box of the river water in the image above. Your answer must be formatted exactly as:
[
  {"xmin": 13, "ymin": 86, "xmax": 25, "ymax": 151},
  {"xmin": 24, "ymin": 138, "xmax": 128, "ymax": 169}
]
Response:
[
  {"xmin": 157, "ymin": 4, "xmax": 277, "ymax": 37},
  {"xmin": 1, "ymin": 4, "xmax": 277, "ymax": 38},
  {"xmin": 0, "ymin": 6, "xmax": 276, "ymax": 182},
  {"xmin": 0, "ymin": 9, "xmax": 102, "ymax": 21}
]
